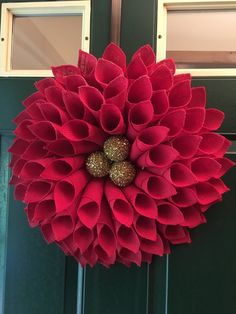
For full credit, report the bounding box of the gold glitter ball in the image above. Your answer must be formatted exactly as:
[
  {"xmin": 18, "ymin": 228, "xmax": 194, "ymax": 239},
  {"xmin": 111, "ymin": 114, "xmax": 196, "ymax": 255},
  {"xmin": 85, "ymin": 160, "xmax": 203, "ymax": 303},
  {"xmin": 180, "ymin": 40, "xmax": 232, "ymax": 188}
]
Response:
[
  {"xmin": 104, "ymin": 136, "xmax": 130, "ymax": 162},
  {"xmin": 86, "ymin": 151, "xmax": 111, "ymax": 177},
  {"xmin": 109, "ymin": 161, "xmax": 136, "ymax": 187}
]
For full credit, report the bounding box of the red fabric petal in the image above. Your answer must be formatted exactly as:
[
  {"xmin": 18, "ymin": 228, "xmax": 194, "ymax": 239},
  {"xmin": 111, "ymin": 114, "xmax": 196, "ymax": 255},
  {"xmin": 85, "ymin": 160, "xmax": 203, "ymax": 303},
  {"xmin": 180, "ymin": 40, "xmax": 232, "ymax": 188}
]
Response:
[
  {"xmin": 191, "ymin": 157, "xmax": 221, "ymax": 181},
  {"xmin": 100, "ymin": 104, "xmax": 125, "ymax": 135},
  {"xmin": 22, "ymin": 141, "xmax": 48, "ymax": 160},
  {"xmin": 130, "ymin": 126, "xmax": 169, "ymax": 160},
  {"xmin": 140, "ymin": 235, "xmax": 164, "ymax": 256},
  {"xmin": 127, "ymin": 75, "xmax": 152, "ymax": 105},
  {"xmin": 74, "ymin": 221, "xmax": 94, "ymax": 253},
  {"xmin": 97, "ymin": 224, "xmax": 116, "ymax": 257},
  {"xmin": 63, "ymin": 75, "xmax": 87, "ymax": 92},
  {"xmin": 184, "ymin": 108, "xmax": 205, "ymax": 133},
  {"xmin": 39, "ymin": 102, "xmax": 68, "ymax": 125},
  {"xmin": 127, "ymin": 54, "xmax": 147, "ymax": 79},
  {"xmin": 14, "ymin": 120, "xmax": 36, "ymax": 141},
  {"xmin": 116, "ymin": 223, "xmax": 140, "ymax": 253},
  {"xmin": 199, "ymin": 133, "xmax": 225, "ymax": 154},
  {"xmin": 14, "ymin": 183, "xmax": 27, "ymax": 201},
  {"xmin": 24, "ymin": 180, "xmax": 52, "ymax": 203},
  {"xmin": 34, "ymin": 196, "xmax": 56, "ymax": 223},
  {"xmin": 156, "ymin": 58, "xmax": 176, "ymax": 75},
  {"xmin": 103, "ymin": 75, "xmax": 128, "ymax": 110},
  {"xmin": 35, "ymin": 78, "xmax": 58, "ymax": 94},
  {"xmin": 150, "ymin": 65, "xmax": 173, "ymax": 91},
  {"xmin": 29, "ymin": 121, "xmax": 62, "ymax": 142},
  {"xmin": 54, "ymin": 170, "xmax": 90, "ymax": 212},
  {"xmin": 127, "ymin": 101, "xmax": 153, "ymax": 139},
  {"xmin": 44, "ymin": 86, "xmax": 65, "ymax": 108},
  {"xmin": 51, "ymin": 65, "xmax": 81, "ymax": 81},
  {"xmin": 20, "ymin": 158, "xmax": 50, "ymax": 179},
  {"xmin": 102, "ymin": 43, "xmax": 126, "ymax": 71},
  {"xmin": 134, "ymin": 215, "xmax": 157, "ymax": 241},
  {"xmin": 79, "ymin": 85, "xmax": 104, "ymax": 119},
  {"xmin": 171, "ymin": 187, "xmax": 197, "ymax": 208},
  {"xmin": 151, "ymin": 90, "xmax": 169, "ymax": 120},
  {"xmin": 22, "ymin": 91, "xmax": 44, "ymax": 107},
  {"xmin": 95, "ymin": 58, "xmax": 123, "ymax": 87},
  {"xmin": 77, "ymin": 179, "xmax": 103, "ymax": 229},
  {"xmin": 195, "ymin": 182, "xmax": 220, "ymax": 205},
  {"xmin": 159, "ymin": 109, "xmax": 186, "ymax": 138},
  {"xmin": 132, "ymin": 44, "xmax": 156, "ymax": 69},
  {"xmin": 123, "ymin": 185, "xmax": 157, "ymax": 218},
  {"xmin": 172, "ymin": 135, "xmax": 202, "ymax": 159},
  {"xmin": 204, "ymin": 108, "xmax": 224, "ymax": 130},
  {"xmin": 169, "ymin": 80, "xmax": 191, "ymax": 108},
  {"xmin": 25, "ymin": 102, "xmax": 45, "ymax": 120},
  {"xmin": 165, "ymin": 163, "xmax": 197, "ymax": 187},
  {"xmin": 104, "ymin": 181, "xmax": 134, "ymax": 227},
  {"xmin": 174, "ymin": 73, "xmax": 191, "ymax": 84},
  {"xmin": 135, "ymin": 171, "xmax": 177, "ymax": 199},
  {"xmin": 181, "ymin": 206, "xmax": 206, "ymax": 228},
  {"xmin": 164, "ymin": 225, "xmax": 191, "ymax": 244},
  {"xmin": 157, "ymin": 201, "xmax": 184, "ymax": 225},
  {"xmin": 187, "ymin": 87, "xmax": 206, "ymax": 108},
  {"xmin": 40, "ymin": 221, "xmax": 55, "ymax": 244},
  {"xmin": 46, "ymin": 139, "xmax": 75, "ymax": 157},
  {"xmin": 214, "ymin": 157, "xmax": 235, "ymax": 178},
  {"xmin": 51, "ymin": 211, "xmax": 76, "ymax": 241},
  {"xmin": 78, "ymin": 50, "xmax": 97, "ymax": 76}
]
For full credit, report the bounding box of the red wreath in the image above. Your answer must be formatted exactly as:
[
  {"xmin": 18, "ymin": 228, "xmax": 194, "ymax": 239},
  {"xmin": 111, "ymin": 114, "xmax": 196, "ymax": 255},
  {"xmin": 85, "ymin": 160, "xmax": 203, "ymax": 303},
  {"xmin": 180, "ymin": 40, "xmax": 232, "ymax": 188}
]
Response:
[{"xmin": 9, "ymin": 43, "xmax": 234, "ymax": 267}]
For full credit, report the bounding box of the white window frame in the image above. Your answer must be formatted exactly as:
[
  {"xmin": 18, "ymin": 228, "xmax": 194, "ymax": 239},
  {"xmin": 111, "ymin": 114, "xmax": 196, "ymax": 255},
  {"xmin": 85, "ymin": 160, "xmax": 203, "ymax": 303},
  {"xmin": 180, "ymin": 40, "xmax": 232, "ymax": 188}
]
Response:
[
  {"xmin": 157, "ymin": 0, "xmax": 236, "ymax": 77},
  {"xmin": 0, "ymin": 1, "xmax": 90, "ymax": 77}
]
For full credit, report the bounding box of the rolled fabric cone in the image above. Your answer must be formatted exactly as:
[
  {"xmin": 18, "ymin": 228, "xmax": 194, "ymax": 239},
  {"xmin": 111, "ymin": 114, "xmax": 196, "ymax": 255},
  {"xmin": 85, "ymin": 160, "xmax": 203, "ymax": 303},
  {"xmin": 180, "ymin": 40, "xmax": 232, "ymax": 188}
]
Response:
[
  {"xmin": 44, "ymin": 86, "xmax": 65, "ymax": 108},
  {"xmin": 97, "ymin": 223, "xmax": 116, "ymax": 257},
  {"xmin": 163, "ymin": 225, "xmax": 191, "ymax": 244},
  {"xmin": 198, "ymin": 133, "xmax": 225, "ymax": 154},
  {"xmin": 214, "ymin": 138, "xmax": 232, "ymax": 157},
  {"xmin": 21, "ymin": 141, "xmax": 46, "ymax": 160},
  {"xmin": 78, "ymin": 85, "xmax": 105, "ymax": 120},
  {"xmin": 13, "ymin": 110, "xmax": 31, "ymax": 125},
  {"xmin": 94, "ymin": 58, "xmax": 123, "ymax": 87},
  {"xmin": 33, "ymin": 194, "xmax": 56, "ymax": 223},
  {"xmin": 46, "ymin": 139, "xmax": 75, "ymax": 157},
  {"xmin": 190, "ymin": 157, "xmax": 222, "ymax": 181},
  {"xmin": 183, "ymin": 108, "xmax": 206, "ymax": 133},
  {"xmin": 137, "ymin": 144, "xmax": 179, "ymax": 169},
  {"xmin": 172, "ymin": 135, "xmax": 202, "ymax": 159},
  {"xmin": 127, "ymin": 75, "xmax": 152, "ymax": 107},
  {"xmin": 170, "ymin": 187, "xmax": 197, "ymax": 208},
  {"xmin": 203, "ymin": 108, "xmax": 224, "ymax": 130},
  {"xmin": 25, "ymin": 102, "xmax": 45, "ymax": 120},
  {"xmin": 82, "ymin": 243, "xmax": 98, "ymax": 267},
  {"xmin": 14, "ymin": 120, "xmax": 36, "ymax": 141},
  {"xmin": 123, "ymin": 184, "xmax": 157, "ymax": 218},
  {"xmin": 94, "ymin": 240, "xmax": 116, "ymax": 266},
  {"xmin": 115, "ymin": 222, "xmax": 140, "ymax": 253},
  {"xmin": 14, "ymin": 183, "xmax": 28, "ymax": 201},
  {"xmin": 156, "ymin": 201, "xmax": 184, "ymax": 225},
  {"xmin": 187, "ymin": 87, "xmax": 206, "ymax": 108},
  {"xmin": 159, "ymin": 109, "xmax": 186, "ymax": 138},
  {"xmin": 77, "ymin": 179, "xmax": 104, "ymax": 229},
  {"xmin": 126, "ymin": 54, "xmax": 147, "ymax": 79},
  {"xmin": 24, "ymin": 203, "xmax": 38, "ymax": 227},
  {"xmin": 100, "ymin": 104, "xmax": 126, "ymax": 135},
  {"xmin": 156, "ymin": 58, "xmax": 176, "ymax": 75},
  {"xmin": 59, "ymin": 233, "xmax": 78, "ymax": 256},
  {"xmin": 127, "ymin": 101, "xmax": 154, "ymax": 139},
  {"xmin": 209, "ymin": 178, "xmax": 230, "ymax": 195},
  {"xmin": 51, "ymin": 210, "xmax": 76, "ymax": 242},
  {"xmin": 164, "ymin": 163, "xmax": 197, "ymax": 187},
  {"xmin": 63, "ymin": 75, "xmax": 87, "ymax": 92},
  {"xmin": 35, "ymin": 77, "xmax": 58, "ymax": 94},
  {"xmin": 54, "ymin": 169, "xmax": 90, "ymax": 212},
  {"xmin": 130, "ymin": 126, "xmax": 169, "ymax": 160},
  {"xmin": 214, "ymin": 157, "xmax": 235, "ymax": 178},
  {"xmin": 24, "ymin": 180, "xmax": 53, "ymax": 203},
  {"xmin": 139, "ymin": 234, "xmax": 164, "ymax": 256},
  {"xmin": 174, "ymin": 73, "xmax": 191, "ymax": 84},
  {"xmin": 102, "ymin": 43, "xmax": 126, "ymax": 71},
  {"xmin": 29, "ymin": 121, "xmax": 63, "ymax": 142},
  {"xmin": 22, "ymin": 91, "xmax": 44, "ymax": 107},
  {"xmin": 20, "ymin": 158, "xmax": 52, "ymax": 179},
  {"xmin": 41, "ymin": 156, "xmax": 84, "ymax": 180},
  {"xmin": 51, "ymin": 65, "xmax": 81, "ymax": 82},
  {"xmin": 103, "ymin": 75, "xmax": 128, "ymax": 110},
  {"xmin": 40, "ymin": 220, "xmax": 55, "ymax": 244},
  {"xmin": 12, "ymin": 158, "xmax": 27, "ymax": 177},
  {"xmin": 169, "ymin": 80, "xmax": 191, "ymax": 108},
  {"xmin": 131, "ymin": 44, "xmax": 156, "ymax": 71},
  {"xmin": 180, "ymin": 206, "xmax": 206, "ymax": 228},
  {"xmin": 78, "ymin": 50, "xmax": 98, "ymax": 88},
  {"xmin": 104, "ymin": 180, "xmax": 134, "ymax": 227},
  {"xmin": 61, "ymin": 119, "xmax": 106, "ymax": 145},
  {"xmin": 74, "ymin": 220, "xmax": 94, "ymax": 253},
  {"xmin": 118, "ymin": 248, "xmax": 141, "ymax": 266},
  {"xmin": 63, "ymin": 91, "xmax": 95, "ymax": 123},
  {"xmin": 74, "ymin": 250, "xmax": 88, "ymax": 267},
  {"xmin": 150, "ymin": 64, "xmax": 173, "ymax": 91},
  {"xmin": 8, "ymin": 139, "xmax": 29, "ymax": 156},
  {"xmin": 73, "ymin": 141, "xmax": 100, "ymax": 155},
  {"xmin": 195, "ymin": 182, "xmax": 220, "ymax": 205},
  {"xmin": 39, "ymin": 101, "xmax": 69, "ymax": 125},
  {"xmin": 151, "ymin": 90, "xmax": 169, "ymax": 120},
  {"xmin": 134, "ymin": 215, "xmax": 157, "ymax": 241},
  {"xmin": 135, "ymin": 170, "xmax": 177, "ymax": 199}
]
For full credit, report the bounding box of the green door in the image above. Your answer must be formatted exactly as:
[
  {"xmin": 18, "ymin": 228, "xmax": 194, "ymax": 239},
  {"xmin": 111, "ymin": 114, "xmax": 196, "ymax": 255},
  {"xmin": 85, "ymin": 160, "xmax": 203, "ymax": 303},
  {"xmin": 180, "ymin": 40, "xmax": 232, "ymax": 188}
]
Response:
[
  {"xmin": 1, "ymin": 0, "xmax": 236, "ymax": 314},
  {"xmin": 0, "ymin": 0, "xmax": 111, "ymax": 313}
]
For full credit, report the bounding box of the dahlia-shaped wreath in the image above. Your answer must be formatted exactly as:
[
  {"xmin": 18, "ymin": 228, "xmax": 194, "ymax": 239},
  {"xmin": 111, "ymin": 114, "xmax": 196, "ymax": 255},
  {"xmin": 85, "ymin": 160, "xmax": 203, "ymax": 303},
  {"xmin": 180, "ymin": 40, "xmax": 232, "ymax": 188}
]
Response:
[{"xmin": 9, "ymin": 43, "xmax": 234, "ymax": 267}]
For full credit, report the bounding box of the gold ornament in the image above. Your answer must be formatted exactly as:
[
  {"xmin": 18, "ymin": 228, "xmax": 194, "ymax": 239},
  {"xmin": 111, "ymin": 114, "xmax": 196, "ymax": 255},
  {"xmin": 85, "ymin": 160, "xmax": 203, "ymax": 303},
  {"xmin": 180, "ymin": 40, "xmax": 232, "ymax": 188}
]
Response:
[
  {"xmin": 104, "ymin": 136, "xmax": 130, "ymax": 162},
  {"xmin": 86, "ymin": 151, "xmax": 111, "ymax": 177},
  {"xmin": 109, "ymin": 161, "xmax": 136, "ymax": 187}
]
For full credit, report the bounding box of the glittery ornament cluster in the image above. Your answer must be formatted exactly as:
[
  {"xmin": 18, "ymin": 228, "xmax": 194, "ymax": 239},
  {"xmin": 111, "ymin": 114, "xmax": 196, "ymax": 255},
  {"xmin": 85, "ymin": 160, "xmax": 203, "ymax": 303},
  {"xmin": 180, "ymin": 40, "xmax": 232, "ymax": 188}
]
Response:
[{"xmin": 9, "ymin": 42, "xmax": 234, "ymax": 268}]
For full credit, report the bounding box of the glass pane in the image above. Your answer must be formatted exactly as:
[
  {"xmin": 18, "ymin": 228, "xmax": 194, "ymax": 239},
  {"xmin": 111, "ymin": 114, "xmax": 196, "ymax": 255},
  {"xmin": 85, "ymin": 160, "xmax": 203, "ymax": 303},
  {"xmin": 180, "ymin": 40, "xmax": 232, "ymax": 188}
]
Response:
[
  {"xmin": 12, "ymin": 15, "xmax": 83, "ymax": 70},
  {"xmin": 166, "ymin": 10, "xmax": 236, "ymax": 68}
]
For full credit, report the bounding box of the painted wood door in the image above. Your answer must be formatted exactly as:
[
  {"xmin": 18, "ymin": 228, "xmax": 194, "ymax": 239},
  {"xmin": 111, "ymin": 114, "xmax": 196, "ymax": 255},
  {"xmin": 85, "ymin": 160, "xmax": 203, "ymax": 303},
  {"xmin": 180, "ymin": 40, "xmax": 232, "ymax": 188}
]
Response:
[{"xmin": 0, "ymin": 0, "xmax": 111, "ymax": 313}]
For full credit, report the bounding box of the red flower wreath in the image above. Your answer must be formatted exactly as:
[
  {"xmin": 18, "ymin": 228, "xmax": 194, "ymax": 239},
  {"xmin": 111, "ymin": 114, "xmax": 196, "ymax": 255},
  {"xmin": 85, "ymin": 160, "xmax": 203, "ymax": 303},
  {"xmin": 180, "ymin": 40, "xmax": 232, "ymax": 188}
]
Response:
[{"xmin": 9, "ymin": 43, "xmax": 234, "ymax": 267}]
